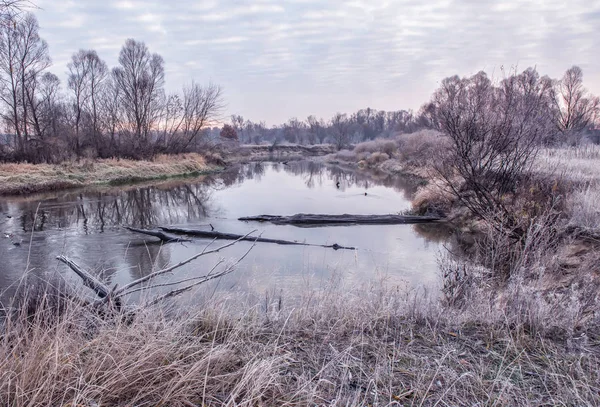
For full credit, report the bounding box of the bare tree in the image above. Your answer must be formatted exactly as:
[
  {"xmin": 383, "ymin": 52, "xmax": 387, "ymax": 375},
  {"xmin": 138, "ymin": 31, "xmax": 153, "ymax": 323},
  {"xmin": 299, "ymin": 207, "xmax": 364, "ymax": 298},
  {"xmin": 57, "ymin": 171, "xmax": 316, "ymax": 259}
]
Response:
[
  {"xmin": 86, "ymin": 50, "xmax": 108, "ymax": 151},
  {"xmin": 283, "ymin": 117, "xmax": 304, "ymax": 144},
  {"xmin": 98, "ymin": 77, "xmax": 123, "ymax": 156},
  {"xmin": 178, "ymin": 82, "xmax": 223, "ymax": 151},
  {"xmin": 158, "ymin": 92, "xmax": 182, "ymax": 149},
  {"xmin": 306, "ymin": 115, "xmax": 321, "ymax": 144},
  {"xmin": 67, "ymin": 50, "xmax": 91, "ymax": 155},
  {"xmin": 0, "ymin": 12, "xmax": 49, "ymax": 159},
  {"xmin": 231, "ymin": 114, "xmax": 245, "ymax": 143},
  {"xmin": 253, "ymin": 120, "xmax": 268, "ymax": 144},
  {"xmin": 427, "ymin": 68, "xmax": 555, "ymax": 237},
  {"xmin": 35, "ymin": 72, "xmax": 61, "ymax": 137},
  {"xmin": 553, "ymin": 66, "xmax": 600, "ymax": 137},
  {"xmin": 330, "ymin": 112, "xmax": 351, "ymax": 150},
  {"xmin": 0, "ymin": 0, "xmax": 32, "ymax": 22},
  {"xmin": 112, "ymin": 39, "xmax": 165, "ymax": 154}
]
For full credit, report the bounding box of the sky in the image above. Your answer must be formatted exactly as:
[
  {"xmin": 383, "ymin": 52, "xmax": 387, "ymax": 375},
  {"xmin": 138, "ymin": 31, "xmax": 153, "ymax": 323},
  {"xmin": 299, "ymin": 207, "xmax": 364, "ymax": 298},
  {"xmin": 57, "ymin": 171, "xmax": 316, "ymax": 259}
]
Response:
[{"xmin": 30, "ymin": 0, "xmax": 600, "ymax": 125}]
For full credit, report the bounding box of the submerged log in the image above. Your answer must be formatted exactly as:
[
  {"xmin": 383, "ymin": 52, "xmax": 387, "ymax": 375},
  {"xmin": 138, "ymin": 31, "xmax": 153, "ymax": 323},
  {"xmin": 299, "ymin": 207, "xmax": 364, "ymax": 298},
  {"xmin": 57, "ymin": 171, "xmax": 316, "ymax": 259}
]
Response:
[
  {"xmin": 159, "ymin": 226, "xmax": 355, "ymax": 250},
  {"xmin": 124, "ymin": 226, "xmax": 191, "ymax": 243},
  {"xmin": 238, "ymin": 213, "xmax": 442, "ymax": 227},
  {"xmin": 56, "ymin": 255, "xmax": 111, "ymax": 299}
]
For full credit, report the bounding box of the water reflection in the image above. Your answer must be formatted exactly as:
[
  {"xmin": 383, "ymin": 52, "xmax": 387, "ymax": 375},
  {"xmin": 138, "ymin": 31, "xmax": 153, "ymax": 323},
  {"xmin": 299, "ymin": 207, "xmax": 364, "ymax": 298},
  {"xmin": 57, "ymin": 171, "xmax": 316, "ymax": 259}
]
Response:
[
  {"xmin": 0, "ymin": 162, "xmax": 452, "ymax": 304},
  {"xmin": 12, "ymin": 182, "xmax": 213, "ymax": 233}
]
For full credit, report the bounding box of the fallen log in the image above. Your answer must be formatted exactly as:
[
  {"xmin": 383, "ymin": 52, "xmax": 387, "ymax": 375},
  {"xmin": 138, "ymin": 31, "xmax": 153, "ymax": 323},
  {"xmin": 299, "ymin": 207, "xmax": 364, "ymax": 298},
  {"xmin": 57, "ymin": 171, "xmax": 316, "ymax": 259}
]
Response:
[
  {"xmin": 159, "ymin": 226, "xmax": 355, "ymax": 250},
  {"xmin": 56, "ymin": 255, "xmax": 111, "ymax": 299},
  {"xmin": 124, "ymin": 226, "xmax": 191, "ymax": 243},
  {"xmin": 55, "ymin": 233, "xmax": 258, "ymax": 315},
  {"xmin": 238, "ymin": 213, "xmax": 443, "ymax": 227}
]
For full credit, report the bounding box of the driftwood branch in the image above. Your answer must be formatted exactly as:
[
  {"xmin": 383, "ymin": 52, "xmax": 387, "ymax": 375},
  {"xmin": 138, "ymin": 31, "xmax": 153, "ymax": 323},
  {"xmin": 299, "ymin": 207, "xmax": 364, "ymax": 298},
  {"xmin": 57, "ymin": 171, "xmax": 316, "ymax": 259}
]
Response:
[
  {"xmin": 144, "ymin": 238, "xmax": 257, "ymax": 307},
  {"xmin": 238, "ymin": 213, "xmax": 443, "ymax": 227},
  {"xmin": 56, "ymin": 255, "xmax": 110, "ymax": 298},
  {"xmin": 121, "ymin": 260, "xmax": 226, "ymax": 297},
  {"xmin": 113, "ymin": 231, "xmax": 257, "ymax": 297},
  {"xmin": 159, "ymin": 226, "xmax": 355, "ymax": 250},
  {"xmin": 56, "ymin": 234, "xmax": 256, "ymax": 313},
  {"xmin": 124, "ymin": 226, "xmax": 191, "ymax": 243}
]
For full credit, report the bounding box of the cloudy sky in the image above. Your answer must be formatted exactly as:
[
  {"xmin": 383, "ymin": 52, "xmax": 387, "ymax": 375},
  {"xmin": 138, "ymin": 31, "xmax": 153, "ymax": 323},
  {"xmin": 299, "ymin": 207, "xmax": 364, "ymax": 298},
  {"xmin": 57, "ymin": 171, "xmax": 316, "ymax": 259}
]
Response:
[{"xmin": 31, "ymin": 0, "xmax": 600, "ymax": 125}]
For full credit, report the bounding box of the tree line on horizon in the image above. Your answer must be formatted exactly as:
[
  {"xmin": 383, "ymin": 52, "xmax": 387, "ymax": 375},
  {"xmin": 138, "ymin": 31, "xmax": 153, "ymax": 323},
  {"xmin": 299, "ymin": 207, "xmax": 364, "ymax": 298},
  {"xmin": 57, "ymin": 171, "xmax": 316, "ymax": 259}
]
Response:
[
  {"xmin": 0, "ymin": 7, "xmax": 598, "ymax": 163},
  {"xmin": 222, "ymin": 66, "xmax": 599, "ymax": 150}
]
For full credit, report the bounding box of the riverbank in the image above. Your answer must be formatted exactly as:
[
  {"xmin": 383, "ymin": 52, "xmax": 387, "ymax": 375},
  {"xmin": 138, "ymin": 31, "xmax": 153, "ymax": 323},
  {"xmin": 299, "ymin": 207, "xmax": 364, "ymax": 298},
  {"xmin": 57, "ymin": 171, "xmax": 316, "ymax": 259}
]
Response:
[
  {"xmin": 231, "ymin": 143, "xmax": 336, "ymax": 164},
  {"xmin": 324, "ymin": 133, "xmax": 600, "ymax": 325},
  {"xmin": 0, "ymin": 144, "xmax": 339, "ymax": 196},
  {"xmin": 323, "ymin": 131, "xmax": 452, "ymax": 215},
  {"xmin": 0, "ymin": 153, "xmax": 222, "ymax": 196},
  {"xmin": 2, "ymin": 279, "xmax": 598, "ymax": 406}
]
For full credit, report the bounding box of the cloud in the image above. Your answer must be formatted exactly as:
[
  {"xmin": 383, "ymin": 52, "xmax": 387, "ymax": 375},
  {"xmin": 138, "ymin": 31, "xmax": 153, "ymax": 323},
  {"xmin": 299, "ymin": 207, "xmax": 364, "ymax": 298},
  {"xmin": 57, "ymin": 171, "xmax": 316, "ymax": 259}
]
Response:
[{"xmin": 29, "ymin": 0, "xmax": 600, "ymax": 125}]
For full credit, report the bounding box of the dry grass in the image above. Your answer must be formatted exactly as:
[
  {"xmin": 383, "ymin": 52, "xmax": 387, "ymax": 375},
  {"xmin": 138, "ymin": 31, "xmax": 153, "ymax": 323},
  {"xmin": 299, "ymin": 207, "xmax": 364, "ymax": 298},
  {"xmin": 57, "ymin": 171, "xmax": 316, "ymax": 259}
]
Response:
[
  {"xmin": 535, "ymin": 145, "xmax": 600, "ymax": 231},
  {"xmin": 354, "ymin": 139, "xmax": 398, "ymax": 156},
  {"xmin": 567, "ymin": 185, "xmax": 600, "ymax": 230},
  {"xmin": 1, "ymin": 276, "xmax": 599, "ymax": 407},
  {"xmin": 332, "ymin": 149, "xmax": 357, "ymax": 163},
  {"xmin": 328, "ymin": 131, "xmax": 448, "ymax": 176},
  {"xmin": 536, "ymin": 144, "xmax": 600, "ymax": 184},
  {"xmin": 412, "ymin": 177, "xmax": 458, "ymax": 216},
  {"xmin": 395, "ymin": 130, "xmax": 448, "ymax": 168},
  {"xmin": 0, "ymin": 153, "xmax": 219, "ymax": 196}
]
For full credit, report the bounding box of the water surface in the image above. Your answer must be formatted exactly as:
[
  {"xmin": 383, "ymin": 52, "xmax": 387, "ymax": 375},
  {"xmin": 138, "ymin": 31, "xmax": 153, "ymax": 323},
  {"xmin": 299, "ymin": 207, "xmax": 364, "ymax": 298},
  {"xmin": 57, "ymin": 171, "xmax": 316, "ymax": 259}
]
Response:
[{"xmin": 0, "ymin": 162, "xmax": 451, "ymax": 304}]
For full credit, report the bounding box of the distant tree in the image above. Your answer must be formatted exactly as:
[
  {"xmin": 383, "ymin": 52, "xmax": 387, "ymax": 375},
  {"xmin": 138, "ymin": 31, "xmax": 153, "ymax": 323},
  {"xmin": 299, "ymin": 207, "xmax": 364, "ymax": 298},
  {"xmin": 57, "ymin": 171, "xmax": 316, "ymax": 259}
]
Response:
[
  {"xmin": 306, "ymin": 115, "xmax": 319, "ymax": 144},
  {"xmin": 220, "ymin": 123, "xmax": 238, "ymax": 141},
  {"xmin": 253, "ymin": 120, "xmax": 268, "ymax": 144},
  {"xmin": 553, "ymin": 66, "xmax": 600, "ymax": 137},
  {"xmin": 177, "ymin": 82, "xmax": 223, "ymax": 151},
  {"xmin": 230, "ymin": 114, "xmax": 245, "ymax": 143},
  {"xmin": 283, "ymin": 117, "xmax": 304, "ymax": 144},
  {"xmin": 330, "ymin": 113, "xmax": 351, "ymax": 150},
  {"xmin": 112, "ymin": 39, "xmax": 165, "ymax": 154},
  {"xmin": 68, "ymin": 50, "xmax": 108, "ymax": 155}
]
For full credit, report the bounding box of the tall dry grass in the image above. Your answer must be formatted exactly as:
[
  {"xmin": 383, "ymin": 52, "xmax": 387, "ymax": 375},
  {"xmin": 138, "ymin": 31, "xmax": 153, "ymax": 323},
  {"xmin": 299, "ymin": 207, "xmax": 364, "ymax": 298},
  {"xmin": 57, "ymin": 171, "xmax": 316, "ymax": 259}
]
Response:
[
  {"xmin": 1, "ymin": 274, "xmax": 599, "ymax": 407},
  {"xmin": 0, "ymin": 153, "xmax": 217, "ymax": 196},
  {"xmin": 536, "ymin": 145, "xmax": 600, "ymax": 231}
]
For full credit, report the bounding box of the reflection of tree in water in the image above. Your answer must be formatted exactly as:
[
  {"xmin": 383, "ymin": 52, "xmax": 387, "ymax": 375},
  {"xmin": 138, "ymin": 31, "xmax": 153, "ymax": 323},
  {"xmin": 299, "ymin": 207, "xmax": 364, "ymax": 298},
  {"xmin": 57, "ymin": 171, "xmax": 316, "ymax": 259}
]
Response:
[
  {"xmin": 413, "ymin": 223, "xmax": 455, "ymax": 244},
  {"xmin": 278, "ymin": 162, "xmax": 419, "ymax": 198},
  {"xmin": 15, "ymin": 182, "xmax": 216, "ymax": 232},
  {"xmin": 213, "ymin": 163, "xmax": 266, "ymax": 190}
]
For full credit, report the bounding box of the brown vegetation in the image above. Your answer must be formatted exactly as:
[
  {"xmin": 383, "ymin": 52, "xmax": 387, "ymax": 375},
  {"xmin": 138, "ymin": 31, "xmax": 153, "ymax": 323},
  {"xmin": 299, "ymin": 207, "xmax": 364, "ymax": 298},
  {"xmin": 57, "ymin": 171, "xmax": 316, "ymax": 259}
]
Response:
[
  {"xmin": 0, "ymin": 153, "xmax": 219, "ymax": 195},
  {"xmin": 1, "ymin": 277, "xmax": 599, "ymax": 407}
]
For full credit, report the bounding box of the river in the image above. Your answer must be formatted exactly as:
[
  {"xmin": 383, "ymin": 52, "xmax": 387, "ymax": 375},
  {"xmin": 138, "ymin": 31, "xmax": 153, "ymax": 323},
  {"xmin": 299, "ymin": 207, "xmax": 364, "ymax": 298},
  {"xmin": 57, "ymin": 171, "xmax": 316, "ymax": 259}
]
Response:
[{"xmin": 0, "ymin": 161, "xmax": 451, "ymax": 306}]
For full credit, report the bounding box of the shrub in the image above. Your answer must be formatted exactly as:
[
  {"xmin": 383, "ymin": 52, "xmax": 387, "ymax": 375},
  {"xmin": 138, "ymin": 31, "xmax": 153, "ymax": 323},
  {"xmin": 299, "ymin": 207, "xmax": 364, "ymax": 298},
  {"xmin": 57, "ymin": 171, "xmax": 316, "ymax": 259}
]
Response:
[
  {"xmin": 334, "ymin": 149, "xmax": 356, "ymax": 162},
  {"xmin": 396, "ymin": 130, "xmax": 448, "ymax": 168},
  {"xmin": 365, "ymin": 152, "xmax": 389, "ymax": 166},
  {"xmin": 354, "ymin": 138, "xmax": 398, "ymax": 157}
]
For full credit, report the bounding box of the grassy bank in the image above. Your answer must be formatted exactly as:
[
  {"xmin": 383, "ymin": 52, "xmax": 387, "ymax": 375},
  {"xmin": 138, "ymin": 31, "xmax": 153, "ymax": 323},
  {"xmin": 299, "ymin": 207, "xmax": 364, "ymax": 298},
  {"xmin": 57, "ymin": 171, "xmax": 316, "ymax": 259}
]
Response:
[
  {"xmin": 324, "ymin": 131, "xmax": 452, "ymax": 215},
  {"xmin": 325, "ymin": 131, "xmax": 442, "ymax": 180},
  {"xmin": 0, "ymin": 153, "xmax": 222, "ymax": 196},
  {"xmin": 2, "ymin": 279, "xmax": 599, "ymax": 406}
]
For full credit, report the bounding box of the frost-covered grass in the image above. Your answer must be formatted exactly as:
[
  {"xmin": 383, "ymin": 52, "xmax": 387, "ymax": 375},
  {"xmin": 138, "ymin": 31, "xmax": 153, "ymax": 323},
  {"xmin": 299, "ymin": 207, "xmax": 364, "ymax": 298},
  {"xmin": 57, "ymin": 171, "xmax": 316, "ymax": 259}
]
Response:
[
  {"xmin": 0, "ymin": 153, "xmax": 218, "ymax": 195},
  {"xmin": 2, "ymin": 275, "xmax": 598, "ymax": 407}
]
